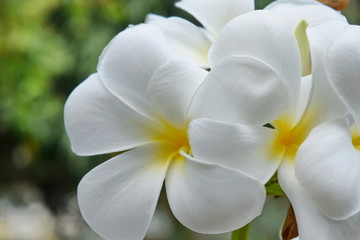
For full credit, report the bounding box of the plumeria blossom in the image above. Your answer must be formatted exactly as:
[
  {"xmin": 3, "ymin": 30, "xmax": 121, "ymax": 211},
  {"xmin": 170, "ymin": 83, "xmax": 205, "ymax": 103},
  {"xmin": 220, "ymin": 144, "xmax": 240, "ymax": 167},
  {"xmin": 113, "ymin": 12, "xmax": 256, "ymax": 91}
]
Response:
[
  {"xmin": 187, "ymin": 9, "xmax": 360, "ymax": 240},
  {"xmin": 266, "ymin": 1, "xmax": 360, "ymax": 239},
  {"xmin": 283, "ymin": 22, "xmax": 360, "ymax": 239},
  {"xmin": 62, "ymin": 22, "xmax": 300, "ymax": 239},
  {"xmin": 145, "ymin": 0, "xmax": 255, "ymax": 67}
]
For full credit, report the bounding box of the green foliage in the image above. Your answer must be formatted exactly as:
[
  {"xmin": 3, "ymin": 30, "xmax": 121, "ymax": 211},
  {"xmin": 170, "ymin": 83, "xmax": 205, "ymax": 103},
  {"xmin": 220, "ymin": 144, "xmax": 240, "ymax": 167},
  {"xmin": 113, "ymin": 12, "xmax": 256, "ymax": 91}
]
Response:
[
  {"xmin": 0, "ymin": 0, "xmax": 177, "ymax": 206},
  {"xmin": 265, "ymin": 173, "xmax": 285, "ymax": 197}
]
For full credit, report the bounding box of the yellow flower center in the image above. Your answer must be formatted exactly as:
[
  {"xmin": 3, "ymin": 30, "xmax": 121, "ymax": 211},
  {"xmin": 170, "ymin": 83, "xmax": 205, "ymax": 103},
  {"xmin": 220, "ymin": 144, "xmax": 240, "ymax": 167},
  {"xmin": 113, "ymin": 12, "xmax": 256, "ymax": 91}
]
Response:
[
  {"xmin": 271, "ymin": 113, "xmax": 315, "ymax": 160},
  {"xmin": 151, "ymin": 117, "xmax": 190, "ymax": 166}
]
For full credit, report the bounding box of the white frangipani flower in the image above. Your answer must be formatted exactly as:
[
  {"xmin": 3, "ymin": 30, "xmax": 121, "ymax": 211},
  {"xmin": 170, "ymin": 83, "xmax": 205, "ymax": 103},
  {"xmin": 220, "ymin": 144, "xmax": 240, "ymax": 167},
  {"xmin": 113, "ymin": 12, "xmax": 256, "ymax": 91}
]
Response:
[
  {"xmin": 188, "ymin": 9, "xmax": 359, "ymax": 239},
  {"xmin": 145, "ymin": 0, "xmax": 255, "ymax": 67},
  {"xmin": 281, "ymin": 24, "xmax": 360, "ymax": 239},
  {"xmin": 267, "ymin": 3, "xmax": 360, "ymax": 239},
  {"xmin": 64, "ymin": 23, "xmax": 291, "ymax": 239},
  {"xmin": 293, "ymin": 24, "xmax": 360, "ymax": 222}
]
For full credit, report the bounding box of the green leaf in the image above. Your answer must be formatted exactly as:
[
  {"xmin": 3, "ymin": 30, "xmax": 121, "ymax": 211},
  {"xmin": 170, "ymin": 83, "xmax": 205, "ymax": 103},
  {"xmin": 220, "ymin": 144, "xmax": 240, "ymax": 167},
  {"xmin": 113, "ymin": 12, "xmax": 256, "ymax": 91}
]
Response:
[{"xmin": 265, "ymin": 172, "xmax": 285, "ymax": 196}]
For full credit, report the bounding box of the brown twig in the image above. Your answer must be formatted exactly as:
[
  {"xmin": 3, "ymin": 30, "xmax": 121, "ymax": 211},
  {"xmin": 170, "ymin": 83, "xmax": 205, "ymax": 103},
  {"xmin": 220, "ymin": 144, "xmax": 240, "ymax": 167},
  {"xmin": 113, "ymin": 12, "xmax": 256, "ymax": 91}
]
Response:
[{"xmin": 281, "ymin": 205, "xmax": 299, "ymax": 240}]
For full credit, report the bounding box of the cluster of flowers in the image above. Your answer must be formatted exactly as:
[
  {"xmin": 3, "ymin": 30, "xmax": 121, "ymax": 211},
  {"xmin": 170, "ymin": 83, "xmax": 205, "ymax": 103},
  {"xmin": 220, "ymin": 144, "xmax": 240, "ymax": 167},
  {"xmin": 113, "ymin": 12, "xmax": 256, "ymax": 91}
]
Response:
[{"xmin": 64, "ymin": 0, "xmax": 360, "ymax": 239}]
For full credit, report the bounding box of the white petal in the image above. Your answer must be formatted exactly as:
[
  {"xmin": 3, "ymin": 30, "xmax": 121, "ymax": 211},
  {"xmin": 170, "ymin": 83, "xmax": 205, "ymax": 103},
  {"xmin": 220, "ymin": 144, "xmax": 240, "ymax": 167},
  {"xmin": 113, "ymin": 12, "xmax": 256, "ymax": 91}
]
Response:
[
  {"xmin": 210, "ymin": 10, "xmax": 301, "ymax": 107},
  {"xmin": 188, "ymin": 56, "xmax": 290, "ymax": 125},
  {"xmin": 188, "ymin": 118, "xmax": 282, "ymax": 184},
  {"xmin": 265, "ymin": 0, "xmax": 348, "ymax": 28},
  {"xmin": 295, "ymin": 118, "xmax": 360, "ymax": 220},
  {"xmin": 279, "ymin": 161, "xmax": 360, "ymax": 240},
  {"xmin": 300, "ymin": 21, "xmax": 349, "ymax": 126},
  {"xmin": 145, "ymin": 13, "xmax": 165, "ymax": 22},
  {"xmin": 97, "ymin": 24, "xmax": 172, "ymax": 119},
  {"xmin": 166, "ymin": 155, "xmax": 265, "ymax": 234},
  {"xmin": 294, "ymin": 75, "xmax": 313, "ymax": 123},
  {"xmin": 147, "ymin": 60, "xmax": 208, "ymax": 128},
  {"xmin": 326, "ymin": 25, "xmax": 360, "ymax": 124},
  {"xmin": 64, "ymin": 74, "xmax": 159, "ymax": 156},
  {"xmin": 175, "ymin": 0, "xmax": 254, "ymax": 37},
  {"xmin": 146, "ymin": 16, "xmax": 212, "ymax": 67},
  {"xmin": 78, "ymin": 143, "xmax": 170, "ymax": 240}
]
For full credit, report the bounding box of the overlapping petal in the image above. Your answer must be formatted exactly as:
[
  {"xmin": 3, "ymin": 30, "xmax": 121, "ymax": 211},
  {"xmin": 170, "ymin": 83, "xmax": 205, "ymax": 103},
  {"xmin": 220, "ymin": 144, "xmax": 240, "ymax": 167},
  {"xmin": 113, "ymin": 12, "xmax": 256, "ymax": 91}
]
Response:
[
  {"xmin": 166, "ymin": 154, "xmax": 265, "ymax": 234},
  {"xmin": 294, "ymin": 75, "xmax": 313, "ymax": 123},
  {"xmin": 188, "ymin": 118, "xmax": 282, "ymax": 184},
  {"xmin": 146, "ymin": 15, "xmax": 212, "ymax": 67},
  {"xmin": 300, "ymin": 21, "xmax": 349, "ymax": 127},
  {"xmin": 147, "ymin": 60, "xmax": 207, "ymax": 128},
  {"xmin": 265, "ymin": 0, "xmax": 348, "ymax": 28},
  {"xmin": 77, "ymin": 143, "xmax": 170, "ymax": 240},
  {"xmin": 326, "ymin": 25, "xmax": 360, "ymax": 124},
  {"xmin": 210, "ymin": 10, "xmax": 301, "ymax": 106},
  {"xmin": 97, "ymin": 24, "xmax": 172, "ymax": 119},
  {"xmin": 175, "ymin": 0, "xmax": 254, "ymax": 37},
  {"xmin": 279, "ymin": 161, "xmax": 360, "ymax": 240},
  {"xmin": 64, "ymin": 74, "xmax": 159, "ymax": 156},
  {"xmin": 187, "ymin": 56, "xmax": 290, "ymax": 125},
  {"xmin": 295, "ymin": 118, "xmax": 360, "ymax": 220}
]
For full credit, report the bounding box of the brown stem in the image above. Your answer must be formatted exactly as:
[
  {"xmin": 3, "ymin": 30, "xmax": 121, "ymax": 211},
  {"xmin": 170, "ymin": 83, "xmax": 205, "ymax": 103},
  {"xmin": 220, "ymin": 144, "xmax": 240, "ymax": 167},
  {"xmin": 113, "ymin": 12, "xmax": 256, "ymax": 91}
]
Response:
[{"xmin": 281, "ymin": 205, "xmax": 299, "ymax": 240}]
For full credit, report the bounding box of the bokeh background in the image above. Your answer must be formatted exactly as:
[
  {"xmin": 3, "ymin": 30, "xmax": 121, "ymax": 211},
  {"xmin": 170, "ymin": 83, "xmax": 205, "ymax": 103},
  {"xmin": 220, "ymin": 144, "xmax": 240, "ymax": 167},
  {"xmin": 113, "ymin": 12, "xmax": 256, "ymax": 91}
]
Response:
[{"xmin": 0, "ymin": 0, "xmax": 359, "ymax": 239}]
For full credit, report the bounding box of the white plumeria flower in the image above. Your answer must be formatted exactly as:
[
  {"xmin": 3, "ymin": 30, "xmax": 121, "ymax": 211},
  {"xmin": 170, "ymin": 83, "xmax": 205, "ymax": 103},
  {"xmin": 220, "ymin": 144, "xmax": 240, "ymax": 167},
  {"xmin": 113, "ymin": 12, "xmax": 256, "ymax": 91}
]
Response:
[
  {"xmin": 266, "ymin": 2, "xmax": 360, "ymax": 239},
  {"xmin": 145, "ymin": 0, "xmax": 255, "ymax": 67},
  {"xmin": 280, "ymin": 23, "xmax": 360, "ymax": 240},
  {"xmin": 189, "ymin": 9, "xmax": 359, "ymax": 240},
  {"xmin": 64, "ymin": 23, "xmax": 292, "ymax": 239}
]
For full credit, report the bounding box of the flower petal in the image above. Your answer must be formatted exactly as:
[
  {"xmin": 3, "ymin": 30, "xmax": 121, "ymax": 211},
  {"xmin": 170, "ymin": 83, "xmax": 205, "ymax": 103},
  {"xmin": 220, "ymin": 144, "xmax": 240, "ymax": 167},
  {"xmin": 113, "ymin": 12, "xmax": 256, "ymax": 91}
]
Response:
[
  {"xmin": 210, "ymin": 10, "xmax": 301, "ymax": 106},
  {"xmin": 279, "ymin": 161, "xmax": 360, "ymax": 240},
  {"xmin": 187, "ymin": 56, "xmax": 290, "ymax": 125},
  {"xmin": 97, "ymin": 24, "xmax": 172, "ymax": 119},
  {"xmin": 295, "ymin": 118, "xmax": 360, "ymax": 220},
  {"xmin": 326, "ymin": 25, "xmax": 360, "ymax": 124},
  {"xmin": 294, "ymin": 75, "xmax": 313, "ymax": 123},
  {"xmin": 78, "ymin": 143, "xmax": 170, "ymax": 240},
  {"xmin": 175, "ymin": 0, "xmax": 254, "ymax": 37},
  {"xmin": 147, "ymin": 60, "xmax": 208, "ymax": 128},
  {"xmin": 166, "ymin": 155, "xmax": 265, "ymax": 234},
  {"xmin": 188, "ymin": 118, "xmax": 282, "ymax": 184},
  {"xmin": 295, "ymin": 20, "xmax": 311, "ymax": 77},
  {"xmin": 64, "ymin": 73, "xmax": 159, "ymax": 156},
  {"xmin": 265, "ymin": 0, "xmax": 348, "ymax": 28},
  {"xmin": 146, "ymin": 15, "xmax": 212, "ymax": 67},
  {"xmin": 299, "ymin": 21, "xmax": 349, "ymax": 126}
]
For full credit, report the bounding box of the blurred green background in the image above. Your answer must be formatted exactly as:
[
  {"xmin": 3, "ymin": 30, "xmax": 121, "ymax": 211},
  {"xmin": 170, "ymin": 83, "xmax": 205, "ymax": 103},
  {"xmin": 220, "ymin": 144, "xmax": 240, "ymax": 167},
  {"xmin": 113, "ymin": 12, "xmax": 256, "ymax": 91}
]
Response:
[{"xmin": 0, "ymin": 0, "xmax": 359, "ymax": 239}]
